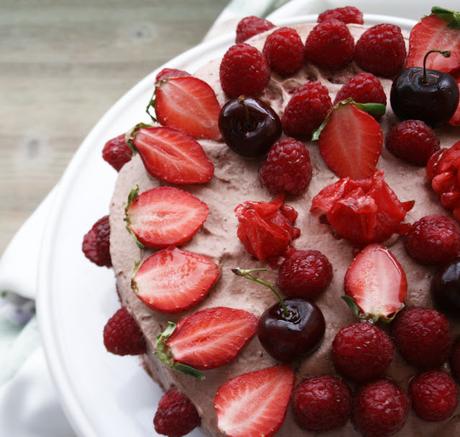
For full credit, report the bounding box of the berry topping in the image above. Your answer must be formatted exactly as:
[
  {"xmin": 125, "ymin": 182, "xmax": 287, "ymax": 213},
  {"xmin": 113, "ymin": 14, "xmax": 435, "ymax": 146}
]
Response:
[
  {"xmin": 344, "ymin": 244, "xmax": 407, "ymax": 322},
  {"xmin": 406, "ymin": 7, "xmax": 460, "ymax": 74},
  {"xmin": 332, "ymin": 322, "xmax": 394, "ymax": 382},
  {"xmin": 219, "ymin": 96, "xmax": 281, "ymax": 158},
  {"xmin": 311, "ymin": 171, "xmax": 414, "ymax": 246},
  {"xmin": 427, "ymin": 141, "xmax": 460, "ymax": 220},
  {"xmin": 277, "ymin": 249, "xmax": 332, "ymax": 300},
  {"xmin": 102, "ymin": 134, "xmax": 133, "ymax": 171},
  {"xmin": 82, "ymin": 215, "xmax": 112, "ymax": 267},
  {"xmin": 132, "ymin": 247, "xmax": 220, "ymax": 314},
  {"xmin": 432, "ymin": 260, "xmax": 460, "ymax": 317},
  {"xmin": 259, "ymin": 138, "xmax": 312, "ymax": 196},
  {"xmin": 392, "ymin": 307, "xmax": 452, "ymax": 369},
  {"xmin": 282, "ymin": 81, "xmax": 332, "ymax": 140},
  {"xmin": 156, "ymin": 307, "xmax": 257, "ymax": 374},
  {"xmin": 214, "ymin": 365, "xmax": 294, "ymax": 437},
  {"xmin": 353, "ymin": 379, "xmax": 409, "ymax": 437},
  {"xmin": 317, "ymin": 101, "xmax": 383, "ymax": 179},
  {"xmin": 235, "ymin": 196, "xmax": 299, "ymax": 261},
  {"xmin": 155, "ymin": 68, "xmax": 190, "ymax": 82},
  {"xmin": 450, "ymin": 337, "xmax": 460, "ymax": 381},
  {"xmin": 355, "ymin": 24, "xmax": 406, "ymax": 78},
  {"xmin": 318, "ymin": 6, "xmax": 363, "ymax": 24},
  {"xmin": 391, "ymin": 50, "xmax": 459, "ymax": 126},
  {"xmin": 233, "ymin": 268, "xmax": 325, "ymax": 362},
  {"xmin": 386, "ymin": 120, "xmax": 440, "ymax": 166},
  {"xmin": 305, "ymin": 19, "xmax": 355, "ymax": 70},
  {"xmin": 263, "ymin": 27, "xmax": 304, "ymax": 76},
  {"xmin": 220, "ymin": 43, "xmax": 270, "ymax": 98},
  {"xmin": 151, "ymin": 76, "xmax": 221, "ymax": 140},
  {"xmin": 130, "ymin": 126, "xmax": 214, "ymax": 184},
  {"xmin": 335, "ymin": 72, "xmax": 387, "ymax": 106},
  {"xmin": 235, "ymin": 16, "xmax": 275, "ymax": 43},
  {"xmin": 409, "ymin": 370, "xmax": 458, "ymax": 422},
  {"xmin": 293, "ymin": 375, "xmax": 352, "ymax": 432},
  {"xmin": 103, "ymin": 307, "xmax": 146, "ymax": 355},
  {"xmin": 125, "ymin": 186, "xmax": 208, "ymax": 249},
  {"xmin": 153, "ymin": 388, "xmax": 200, "ymax": 437},
  {"xmin": 404, "ymin": 215, "xmax": 460, "ymax": 265}
]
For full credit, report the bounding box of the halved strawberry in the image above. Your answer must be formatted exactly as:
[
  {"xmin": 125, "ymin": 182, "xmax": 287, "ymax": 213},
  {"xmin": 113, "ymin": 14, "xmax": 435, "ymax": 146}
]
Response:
[
  {"xmin": 214, "ymin": 365, "xmax": 294, "ymax": 437},
  {"xmin": 131, "ymin": 126, "xmax": 214, "ymax": 184},
  {"xmin": 344, "ymin": 244, "xmax": 407, "ymax": 322},
  {"xmin": 156, "ymin": 307, "xmax": 257, "ymax": 374},
  {"xmin": 318, "ymin": 102, "xmax": 383, "ymax": 179},
  {"xmin": 132, "ymin": 247, "xmax": 220, "ymax": 313},
  {"xmin": 450, "ymin": 75, "xmax": 460, "ymax": 126},
  {"xmin": 406, "ymin": 8, "xmax": 460, "ymax": 74},
  {"xmin": 152, "ymin": 76, "xmax": 221, "ymax": 140},
  {"xmin": 156, "ymin": 68, "xmax": 190, "ymax": 82},
  {"xmin": 125, "ymin": 186, "xmax": 208, "ymax": 248}
]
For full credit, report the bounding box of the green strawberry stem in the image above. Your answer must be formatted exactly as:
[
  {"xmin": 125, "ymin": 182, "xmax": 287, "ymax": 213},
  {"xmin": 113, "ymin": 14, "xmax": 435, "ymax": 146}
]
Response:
[
  {"xmin": 422, "ymin": 49, "xmax": 451, "ymax": 83},
  {"xmin": 123, "ymin": 185, "xmax": 145, "ymax": 250},
  {"xmin": 155, "ymin": 321, "xmax": 204, "ymax": 380},
  {"xmin": 432, "ymin": 6, "xmax": 460, "ymax": 28},
  {"xmin": 341, "ymin": 295, "xmax": 402, "ymax": 324},
  {"xmin": 125, "ymin": 122, "xmax": 153, "ymax": 153}
]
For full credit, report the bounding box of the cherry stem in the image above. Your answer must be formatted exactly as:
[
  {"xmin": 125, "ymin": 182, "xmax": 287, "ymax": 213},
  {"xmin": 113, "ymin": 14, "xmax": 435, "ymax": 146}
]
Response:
[
  {"xmin": 232, "ymin": 267, "xmax": 290, "ymax": 316},
  {"xmin": 422, "ymin": 49, "xmax": 451, "ymax": 83}
]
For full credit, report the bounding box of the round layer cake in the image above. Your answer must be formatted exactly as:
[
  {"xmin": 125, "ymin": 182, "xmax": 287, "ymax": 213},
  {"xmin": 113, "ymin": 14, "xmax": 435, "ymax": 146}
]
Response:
[{"xmin": 108, "ymin": 21, "xmax": 460, "ymax": 437}]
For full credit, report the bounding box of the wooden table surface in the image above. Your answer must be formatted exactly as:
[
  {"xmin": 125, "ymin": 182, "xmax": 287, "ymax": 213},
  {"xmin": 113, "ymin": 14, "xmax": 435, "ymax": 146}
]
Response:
[{"xmin": 0, "ymin": 0, "xmax": 227, "ymax": 252}]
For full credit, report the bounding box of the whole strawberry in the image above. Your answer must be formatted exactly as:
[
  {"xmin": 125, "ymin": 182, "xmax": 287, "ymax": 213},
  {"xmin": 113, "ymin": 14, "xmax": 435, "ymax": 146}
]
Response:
[
  {"xmin": 102, "ymin": 134, "xmax": 133, "ymax": 171},
  {"xmin": 103, "ymin": 307, "xmax": 146, "ymax": 355},
  {"xmin": 305, "ymin": 19, "xmax": 355, "ymax": 70},
  {"xmin": 392, "ymin": 307, "xmax": 452, "ymax": 369},
  {"xmin": 355, "ymin": 24, "xmax": 406, "ymax": 78},
  {"xmin": 277, "ymin": 249, "xmax": 332, "ymax": 300},
  {"xmin": 153, "ymin": 388, "xmax": 201, "ymax": 437},
  {"xmin": 259, "ymin": 138, "xmax": 312, "ymax": 196},
  {"xmin": 293, "ymin": 375, "xmax": 352, "ymax": 432},
  {"xmin": 332, "ymin": 322, "xmax": 394, "ymax": 382},
  {"xmin": 353, "ymin": 379, "xmax": 409, "ymax": 437},
  {"xmin": 334, "ymin": 72, "xmax": 387, "ymax": 106},
  {"xmin": 409, "ymin": 371, "xmax": 458, "ymax": 422},
  {"xmin": 282, "ymin": 81, "xmax": 332, "ymax": 139},
  {"xmin": 318, "ymin": 6, "xmax": 363, "ymax": 24},
  {"xmin": 82, "ymin": 215, "xmax": 112, "ymax": 267},
  {"xmin": 235, "ymin": 16, "xmax": 274, "ymax": 43},
  {"xmin": 403, "ymin": 215, "xmax": 460, "ymax": 265}
]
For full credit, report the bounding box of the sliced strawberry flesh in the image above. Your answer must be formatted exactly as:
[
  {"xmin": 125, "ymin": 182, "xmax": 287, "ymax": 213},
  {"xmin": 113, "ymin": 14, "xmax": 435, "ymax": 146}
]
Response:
[
  {"xmin": 344, "ymin": 244, "xmax": 407, "ymax": 321},
  {"xmin": 167, "ymin": 307, "xmax": 257, "ymax": 368},
  {"xmin": 134, "ymin": 126, "xmax": 214, "ymax": 184},
  {"xmin": 319, "ymin": 103, "xmax": 383, "ymax": 180},
  {"xmin": 155, "ymin": 76, "xmax": 221, "ymax": 140},
  {"xmin": 214, "ymin": 365, "xmax": 294, "ymax": 437},
  {"xmin": 133, "ymin": 247, "xmax": 220, "ymax": 313},
  {"xmin": 156, "ymin": 68, "xmax": 190, "ymax": 82},
  {"xmin": 126, "ymin": 186, "xmax": 208, "ymax": 248}
]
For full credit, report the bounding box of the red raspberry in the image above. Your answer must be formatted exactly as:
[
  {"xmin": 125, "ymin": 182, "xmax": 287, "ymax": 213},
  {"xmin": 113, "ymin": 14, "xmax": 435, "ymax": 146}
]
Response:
[
  {"xmin": 259, "ymin": 138, "xmax": 312, "ymax": 196},
  {"xmin": 392, "ymin": 307, "xmax": 452, "ymax": 369},
  {"xmin": 403, "ymin": 215, "xmax": 460, "ymax": 265},
  {"xmin": 220, "ymin": 43, "xmax": 270, "ymax": 98},
  {"xmin": 409, "ymin": 371, "xmax": 458, "ymax": 422},
  {"xmin": 155, "ymin": 68, "xmax": 190, "ymax": 82},
  {"xmin": 282, "ymin": 81, "xmax": 332, "ymax": 139},
  {"xmin": 332, "ymin": 322, "xmax": 394, "ymax": 383},
  {"xmin": 450, "ymin": 337, "xmax": 460, "ymax": 382},
  {"xmin": 293, "ymin": 375, "xmax": 352, "ymax": 432},
  {"xmin": 355, "ymin": 24, "xmax": 406, "ymax": 78},
  {"xmin": 334, "ymin": 72, "xmax": 387, "ymax": 106},
  {"xmin": 102, "ymin": 134, "xmax": 133, "ymax": 172},
  {"xmin": 305, "ymin": 19, "xmax": 355, "ymax": 70},
  {"xmin": 235, "ymin": 16, "xmax": 275, "ymax": 43},
  {"xmin": 263, "ymin": 27, "xmax": 304, "ymax": 76},
  {"xmin": 153, "ymin": 388, "xmax": 201, "ymax": 437},
  {"xmin": 82, "ymin": 215, "xmax": 112, "ymax": 267},
  {"xmin": 318, "ymin": 6, "xmax": 364, "ymax": 25},
  {"xmin": 386, "ymin": 120, "xmax": 440, "ymax": 166},
  {"xmin": 103, "ymin": 307, "xmax": 146, "ymax": 355},
  {"xmin": 353, "ymin": 379, "xmax": 409, "ymax": 437},
  {"xmin": 277, "ymin": 249, "xmax": 332, "ymax": 300}
]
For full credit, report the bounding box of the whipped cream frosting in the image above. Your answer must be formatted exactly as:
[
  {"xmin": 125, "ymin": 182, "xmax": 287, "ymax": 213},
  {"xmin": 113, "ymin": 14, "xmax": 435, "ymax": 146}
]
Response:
[{"xmin": 109, "ymin": 23, "xmax": 460, "ymax": 436}]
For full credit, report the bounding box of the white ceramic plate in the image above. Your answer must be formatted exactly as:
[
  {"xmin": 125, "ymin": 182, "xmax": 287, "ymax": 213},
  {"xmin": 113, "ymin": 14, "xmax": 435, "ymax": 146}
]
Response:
[{"xmin": 38, "ymin": 15, "xmax": 416, "ymax": 437}]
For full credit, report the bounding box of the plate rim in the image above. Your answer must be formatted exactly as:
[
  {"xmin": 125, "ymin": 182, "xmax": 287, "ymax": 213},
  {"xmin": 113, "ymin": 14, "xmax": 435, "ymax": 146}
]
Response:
[{"xmin": 37, "ymin": 14, "xmax": 416, "ymax": 437}]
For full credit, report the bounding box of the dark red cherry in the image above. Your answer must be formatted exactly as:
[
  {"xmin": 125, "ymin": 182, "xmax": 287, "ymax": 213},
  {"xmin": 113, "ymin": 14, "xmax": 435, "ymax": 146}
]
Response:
[
  {"xmin": 258, "ymin": 298, "xmax": 325, "ymax": 362},
  {"xmin": 218, "ymin": 96, "xmax": 282, "ymax": 157},
  {"xmin": 391, "ymin": 50, "xmax": 459, "ymax": 126},
  {"xmin": 431, "ymin": 259, "xmax": 460, "ymax": 318}
]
